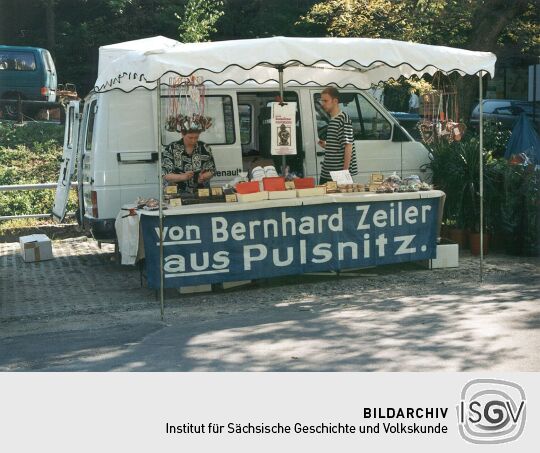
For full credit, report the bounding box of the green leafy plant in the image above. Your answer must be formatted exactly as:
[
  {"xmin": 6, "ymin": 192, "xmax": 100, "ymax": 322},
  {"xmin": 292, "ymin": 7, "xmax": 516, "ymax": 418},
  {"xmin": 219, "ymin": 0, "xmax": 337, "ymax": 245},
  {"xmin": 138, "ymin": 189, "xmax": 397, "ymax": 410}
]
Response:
[
  {"xmin": 0, "ymin": 122, "xmax": 77, "ymax": 219},
  {"xmin": 499, "ymin": 163, "xmax": 539, "ymax": 255}
]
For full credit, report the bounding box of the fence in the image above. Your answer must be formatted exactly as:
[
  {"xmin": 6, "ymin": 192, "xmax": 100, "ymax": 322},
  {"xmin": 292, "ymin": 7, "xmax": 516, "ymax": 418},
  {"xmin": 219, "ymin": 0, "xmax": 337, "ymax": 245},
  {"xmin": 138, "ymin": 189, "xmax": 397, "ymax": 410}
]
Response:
[{"xmin": 0, "ymin": 182, "xmax": 77, "ymax": 221}]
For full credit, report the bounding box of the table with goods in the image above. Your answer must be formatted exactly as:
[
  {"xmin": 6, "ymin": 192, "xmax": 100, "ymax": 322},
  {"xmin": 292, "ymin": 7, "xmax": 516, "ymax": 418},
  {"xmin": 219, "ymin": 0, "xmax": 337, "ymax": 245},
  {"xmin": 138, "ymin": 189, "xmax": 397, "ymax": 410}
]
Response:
[{"xmin": 115, "ymin": 168, "xmax": 445, "ymax": 289}]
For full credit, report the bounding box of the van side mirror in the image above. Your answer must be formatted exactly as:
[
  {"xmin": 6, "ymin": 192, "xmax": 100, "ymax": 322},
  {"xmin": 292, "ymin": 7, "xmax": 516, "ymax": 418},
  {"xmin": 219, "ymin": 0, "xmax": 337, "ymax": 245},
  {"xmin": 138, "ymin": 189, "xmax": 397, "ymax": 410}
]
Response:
[{"xmin": 392, "ymin": 125, "xmax": 410, "ymax": 142}]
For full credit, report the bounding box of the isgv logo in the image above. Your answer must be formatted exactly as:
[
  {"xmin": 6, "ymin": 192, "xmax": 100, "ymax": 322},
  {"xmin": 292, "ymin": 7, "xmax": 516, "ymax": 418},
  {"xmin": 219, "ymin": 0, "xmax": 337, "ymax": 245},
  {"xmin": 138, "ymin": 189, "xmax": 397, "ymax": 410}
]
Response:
[{"xmin": 457, "ymin": 379, "xmax": 526, "ymax": 444}]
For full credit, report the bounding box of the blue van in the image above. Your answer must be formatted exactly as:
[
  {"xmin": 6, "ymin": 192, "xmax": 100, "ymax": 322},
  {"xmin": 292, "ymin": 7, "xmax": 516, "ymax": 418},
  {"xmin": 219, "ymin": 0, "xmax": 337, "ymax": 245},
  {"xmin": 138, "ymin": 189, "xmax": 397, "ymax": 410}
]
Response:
[{"xmin": 0, "ymin": 45, "xmax": 57, "ymax": 116}]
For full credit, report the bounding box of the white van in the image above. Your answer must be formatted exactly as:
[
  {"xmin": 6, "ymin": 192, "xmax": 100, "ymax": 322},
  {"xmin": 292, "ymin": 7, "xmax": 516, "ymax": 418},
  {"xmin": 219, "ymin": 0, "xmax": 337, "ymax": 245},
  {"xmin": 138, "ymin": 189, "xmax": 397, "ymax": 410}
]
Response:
[{"xmin": 53, "ymin": 84, "xmax": 430, "ymax": 240}]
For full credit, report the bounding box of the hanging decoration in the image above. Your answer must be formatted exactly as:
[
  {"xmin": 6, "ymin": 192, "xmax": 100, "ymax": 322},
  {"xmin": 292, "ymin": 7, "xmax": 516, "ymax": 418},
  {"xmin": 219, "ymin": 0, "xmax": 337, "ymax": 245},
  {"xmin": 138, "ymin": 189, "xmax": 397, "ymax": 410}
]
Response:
[
  {"xmin": 418, "ymin": 73, "xmax": 466, "ymax": 144},
  {"xmin": 165, "ymin": 75, "xmax": 212, "ymax": 133}
]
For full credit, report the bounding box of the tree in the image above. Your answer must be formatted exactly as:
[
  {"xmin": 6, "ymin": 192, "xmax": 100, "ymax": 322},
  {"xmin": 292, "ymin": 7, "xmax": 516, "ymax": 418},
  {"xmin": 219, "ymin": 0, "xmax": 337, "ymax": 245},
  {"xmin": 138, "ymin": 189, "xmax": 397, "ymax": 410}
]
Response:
[
  {"xmin": 300, "ymin": 0, "xmax": 539, "ymax": 117},
  {"xmin": 177, "ymin": 0, "xmax": 224, "ymax": 43}
]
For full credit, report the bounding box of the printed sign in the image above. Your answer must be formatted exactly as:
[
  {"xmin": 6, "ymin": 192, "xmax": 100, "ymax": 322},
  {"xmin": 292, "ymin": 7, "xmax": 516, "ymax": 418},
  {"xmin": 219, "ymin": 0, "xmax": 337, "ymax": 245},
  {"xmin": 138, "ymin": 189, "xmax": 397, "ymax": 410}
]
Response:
[
  {"xmin": 330, "ymin": 170, "xmax": 354, "ymax": 184},
  {"xmin": 140, "ymin": 198, "xmax": 440, "ymax": 288},
  {"xmin": 270, "ymin": 102, "xmax": 297, "ymax": 155}
]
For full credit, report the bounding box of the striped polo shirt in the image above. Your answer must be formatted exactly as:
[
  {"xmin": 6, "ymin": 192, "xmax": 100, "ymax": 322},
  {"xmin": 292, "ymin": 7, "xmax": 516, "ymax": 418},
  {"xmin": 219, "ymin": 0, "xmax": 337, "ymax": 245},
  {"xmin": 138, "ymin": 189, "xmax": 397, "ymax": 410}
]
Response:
[{"xmin": 320, "ymin": 111, "xmax": 358, "ymax": 179}]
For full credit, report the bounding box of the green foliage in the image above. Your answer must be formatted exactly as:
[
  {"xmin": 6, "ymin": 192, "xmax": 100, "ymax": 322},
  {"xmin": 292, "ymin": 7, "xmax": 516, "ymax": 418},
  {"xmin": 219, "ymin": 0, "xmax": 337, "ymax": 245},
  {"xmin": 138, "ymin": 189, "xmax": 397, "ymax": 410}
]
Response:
[
  {"xmin": 498, "ymin": 163, "xmax": 539, "ymax": 255},
  {"xmin": 300, "ymin": 0, "xmax": 538, "ymax": 53},
  {"xmin": 0, "ymin": 122, "xmax": 77, "ymax": 218},
  {"xmin": 427, "ymin": 125, "xmax": 539, "ymax": 255},
  {"xmin": 476, "ymin": 121, "xmax": 512, "ymax": 158},
  {"xmin": 177, "ymin": 0, "xmax": 224, "ymax": 43},
  {"xmin": 427, "ymin": 137, "xmax": 496, "ymax": 231}
]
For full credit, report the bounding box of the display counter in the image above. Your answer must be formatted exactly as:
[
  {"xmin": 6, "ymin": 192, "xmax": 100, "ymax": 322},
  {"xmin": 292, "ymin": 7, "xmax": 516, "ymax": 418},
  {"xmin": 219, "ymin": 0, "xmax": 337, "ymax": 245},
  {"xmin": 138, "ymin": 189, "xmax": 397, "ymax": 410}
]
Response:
[{"xmin": 128, "ymin": 190, "xmax": 445, "ymax": 289}]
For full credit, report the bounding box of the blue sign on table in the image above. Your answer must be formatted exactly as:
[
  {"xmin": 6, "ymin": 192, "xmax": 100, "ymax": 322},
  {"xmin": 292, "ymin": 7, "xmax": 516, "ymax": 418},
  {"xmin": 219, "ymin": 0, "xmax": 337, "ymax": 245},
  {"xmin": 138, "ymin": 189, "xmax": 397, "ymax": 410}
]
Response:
[{"xmin": 140, "ymin": 198, "xmax": 440, "ymax": 288}]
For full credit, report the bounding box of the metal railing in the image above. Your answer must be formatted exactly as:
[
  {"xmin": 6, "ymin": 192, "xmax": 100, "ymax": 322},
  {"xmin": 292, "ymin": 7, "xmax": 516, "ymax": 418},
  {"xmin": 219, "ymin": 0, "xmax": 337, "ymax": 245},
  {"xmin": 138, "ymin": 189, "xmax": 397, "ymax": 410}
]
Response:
[
  {"xmin": 0, "ymin": 99, "xmax": 65, "ymax": 124},
  {"xmin": 0, "ymin": 182, "xmax": 77, "ymax": 221}
]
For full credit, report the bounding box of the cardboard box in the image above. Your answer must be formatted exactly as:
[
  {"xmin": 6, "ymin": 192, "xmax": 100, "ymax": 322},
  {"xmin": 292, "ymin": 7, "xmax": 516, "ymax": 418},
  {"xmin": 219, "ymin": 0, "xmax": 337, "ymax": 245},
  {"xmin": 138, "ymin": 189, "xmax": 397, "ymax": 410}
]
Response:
[
  {"xmin": 211, "ymin": 187, "xmax": 224, "ymax": 197},
  {"xmin": 19, "ymin": 234, "xmax": 53, "ymax": 262},
  {"xmin": 285, "ymin": 181, "xmax": 296, "ymax": 190},
  {"xmin": 296, "ymin": 187, "xmax": 326, "ymax": 197},
  {"xmin": 370, "ymin": 173, "xmax": 384, "ymax": 183},
  {"xmin": 293, "ymin": 177, "xmax": 316, "ymax": 189},
  {"xmin": 268, "ymin": 189, "xmax": 297, "ymax": 200},
  {"xmin": 325, "ymin": 181, "xmax": 338, "ymax": 192},
  {"xmin": 263, "ymin": 177, "xmax": 286, "ymax": 191},
  {"xmin": 236, "ymin": 181, "xmax": 260, "ymax": 194},
  {"xmin": 237, "ymin": 191, "xmax": 269, "ymax": 203},
  {"xmin": 424, "ymin": 242, "xmax": 459, "ymax": 269}
]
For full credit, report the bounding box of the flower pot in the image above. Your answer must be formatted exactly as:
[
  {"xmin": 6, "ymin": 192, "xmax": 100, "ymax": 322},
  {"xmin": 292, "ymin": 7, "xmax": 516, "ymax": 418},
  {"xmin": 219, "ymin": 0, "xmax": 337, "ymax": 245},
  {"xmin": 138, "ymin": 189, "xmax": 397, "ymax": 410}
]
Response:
[
  {"xmin": 448, "ymin": 228, "xmax": 468, "ymax": 249},
  {"xmin": 469, "ymin": 232, "xmax": 489, "ymax": 256}
]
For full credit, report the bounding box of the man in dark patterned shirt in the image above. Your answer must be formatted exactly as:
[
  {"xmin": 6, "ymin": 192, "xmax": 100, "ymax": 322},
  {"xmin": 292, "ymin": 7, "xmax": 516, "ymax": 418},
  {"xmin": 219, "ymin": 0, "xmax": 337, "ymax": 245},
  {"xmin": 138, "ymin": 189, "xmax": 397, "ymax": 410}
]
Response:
[{"xmin": 162, "ymin": 131, "xmax": 216, "ymax": 194}]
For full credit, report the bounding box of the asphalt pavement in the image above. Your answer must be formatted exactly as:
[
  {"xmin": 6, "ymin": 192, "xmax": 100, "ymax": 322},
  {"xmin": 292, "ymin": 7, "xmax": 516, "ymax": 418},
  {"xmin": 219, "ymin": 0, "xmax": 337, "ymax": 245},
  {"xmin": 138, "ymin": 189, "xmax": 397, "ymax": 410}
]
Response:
[{"xmin": 1, "ymin": 237, "xmax": 539, "ymax": 371}]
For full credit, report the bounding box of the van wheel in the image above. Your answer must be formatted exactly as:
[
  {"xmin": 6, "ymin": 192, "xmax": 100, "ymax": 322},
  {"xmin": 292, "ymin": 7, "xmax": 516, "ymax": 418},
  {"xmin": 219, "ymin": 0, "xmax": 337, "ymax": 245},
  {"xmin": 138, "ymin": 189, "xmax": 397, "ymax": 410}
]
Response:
[
  {"xmin": 1, "ymin": 93, "xmax": 24, "ymax": 120},
  {"xmin": 1, "ymin": 102, "xmax": 18, "ymax": 120}
]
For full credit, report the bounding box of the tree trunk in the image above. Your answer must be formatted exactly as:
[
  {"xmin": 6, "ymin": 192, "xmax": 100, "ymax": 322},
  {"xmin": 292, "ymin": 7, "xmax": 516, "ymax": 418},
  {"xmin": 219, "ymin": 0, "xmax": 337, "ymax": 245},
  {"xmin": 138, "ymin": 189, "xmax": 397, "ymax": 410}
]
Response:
[
  {"xmin": 45, "ymin": 0, "xmax": 55, "ymax": 53},
  {"xmin": 466, "ymin": 0, "xmax": 530, "ymax": 52},
  {"xmin": 459, "ymin": 0, "xmax": 530, "ymax": 121}
]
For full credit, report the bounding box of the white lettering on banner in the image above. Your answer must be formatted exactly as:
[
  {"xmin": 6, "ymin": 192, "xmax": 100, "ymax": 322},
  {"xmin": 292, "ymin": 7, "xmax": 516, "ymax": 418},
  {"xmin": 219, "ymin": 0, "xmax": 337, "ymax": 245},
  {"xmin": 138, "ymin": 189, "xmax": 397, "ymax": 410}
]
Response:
[
  {"xmin": 249, "ymin": 220, "xmax": 261, "ymax": 239},
  {"xmin": 356, "ymin": 202, "xmax": 431, "ymax": 230},
  {"xmin": 373, "ymin": 210, "xmax": 387, "ymax": 228},
  {"xmin": 395, "ymin": 235, "xmax": 416, "ymax": 255},
  {"xmin": 364, "ymin": 234, "xmax": 370, "ymax": 258},
  {"xmin": 210, "ymin": 208, "xmax": 344, "ymax": 242},
  {"xmin": 356, "ymin": 206, "xmax": 370, "ymax": 230},
  {"xmin": 300, "ymin": 240, "xmax": 307, "ymax": 264},
  {"xmin": 231, "ymin": 222, "xmax": 246, "ymax": 241},
  {"xmin": 155, "ymin": 225, "xmax": 202, "ymax": 245},
  {"xmin": 244, "ymin": 245, "xmax": 267, "ymax": 270},
  {"xmin": 422, "ymin": 205, "xmax": 432, "ymax": 222},
  {"xmin": 282, "ymin": 212, "xmax": 296, "ymax": 237},
  {"xmin": 155, "ymin": 201, "xmax": 435, "ymax": 282},
  {"xmin": 273, "ymin": 247, "xmax": 294, "ymax": 267},
  {"xmin": 405, "ymin": 206, "xmax": 418, "ymax": 224},
  {"xmin": 376, "ymin": 234, "xmax": 388, "ymax": 257},
  {"xmin": 299, "ymin": 217, "xmax": 315, "ymax": 235},
  {"xmin": 338, "ymin": 242, "xmax": 358, "ymax": 261},
  {"xmin": 312, "ymin": 243, "xmax": 332, "ymax": 264},
  {"xmin": 212, "ymin": 217, "xmax": 228, "ymax": 242},
  {"xmin": 163, "ymin": 252, "xmax": 230, "ymax": 275}
]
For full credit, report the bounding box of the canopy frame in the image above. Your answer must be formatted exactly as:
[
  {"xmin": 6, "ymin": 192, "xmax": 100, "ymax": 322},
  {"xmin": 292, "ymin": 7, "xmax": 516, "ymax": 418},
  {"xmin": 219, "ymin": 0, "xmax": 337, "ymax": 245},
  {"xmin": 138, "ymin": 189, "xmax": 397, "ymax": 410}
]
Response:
[{"xmin": 106, "ymin": 37, "xmax": 494, "ymax": 318}]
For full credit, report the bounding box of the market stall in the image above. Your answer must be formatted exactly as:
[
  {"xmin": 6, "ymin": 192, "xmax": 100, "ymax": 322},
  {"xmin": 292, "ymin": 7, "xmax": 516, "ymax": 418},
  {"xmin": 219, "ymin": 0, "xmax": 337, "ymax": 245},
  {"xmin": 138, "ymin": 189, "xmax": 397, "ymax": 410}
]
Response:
[
  {"xmin": 121, "ymin": 189, "xmax": 445, "ymax": 288},
  {"xmin": 95, "ymin": 36, "xmax": 496, "ymax": 317}
]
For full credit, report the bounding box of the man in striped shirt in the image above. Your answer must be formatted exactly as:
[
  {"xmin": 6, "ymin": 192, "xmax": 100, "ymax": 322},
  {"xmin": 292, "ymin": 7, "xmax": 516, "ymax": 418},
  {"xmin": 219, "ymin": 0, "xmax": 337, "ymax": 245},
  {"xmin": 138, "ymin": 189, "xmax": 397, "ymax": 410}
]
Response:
[{"xmin": 318, "ymin": 87, "xmax": 358, "ymax": 184}]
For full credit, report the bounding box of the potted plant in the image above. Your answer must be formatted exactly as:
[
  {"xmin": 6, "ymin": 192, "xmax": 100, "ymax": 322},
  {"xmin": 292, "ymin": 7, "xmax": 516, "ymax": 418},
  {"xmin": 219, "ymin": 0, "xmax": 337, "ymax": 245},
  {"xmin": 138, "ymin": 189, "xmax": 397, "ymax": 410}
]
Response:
[
  {"xmin": 456, "ymin": 138, "xmax": 497, "ymax": 256},
  {"xmin": 500, "ymin": 161, "xmax": 540, "ymax": 255},
  {"xmin": 427, "ymin": 140, "xmax": 468, "ymax": 247}
]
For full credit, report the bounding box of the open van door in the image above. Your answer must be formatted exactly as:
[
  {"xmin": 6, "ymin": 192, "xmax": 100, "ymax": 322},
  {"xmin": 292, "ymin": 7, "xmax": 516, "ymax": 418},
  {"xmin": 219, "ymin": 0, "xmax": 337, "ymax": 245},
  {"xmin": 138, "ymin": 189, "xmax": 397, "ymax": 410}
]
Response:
[{"xmin": 52, "ymin": 100, "xmax": 80, "ymax": 222}]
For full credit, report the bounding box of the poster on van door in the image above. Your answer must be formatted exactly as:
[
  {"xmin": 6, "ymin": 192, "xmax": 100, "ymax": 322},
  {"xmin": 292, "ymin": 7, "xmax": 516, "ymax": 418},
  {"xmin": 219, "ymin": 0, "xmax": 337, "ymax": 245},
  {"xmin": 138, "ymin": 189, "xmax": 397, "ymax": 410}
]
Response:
[
  {"xmin": 139, "ymin": 197, "xmax": 440, "ymax": 288},
  {"xmin": 270, "ymin": 102, "xmax": 297, "ymax": 155}
]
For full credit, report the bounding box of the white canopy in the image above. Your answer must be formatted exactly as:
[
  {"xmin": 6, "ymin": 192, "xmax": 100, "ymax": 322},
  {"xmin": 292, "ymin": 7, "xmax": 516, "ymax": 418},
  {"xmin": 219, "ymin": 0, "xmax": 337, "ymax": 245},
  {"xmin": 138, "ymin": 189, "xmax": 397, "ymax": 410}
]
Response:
[
  {"xmin": 97, "ymin": 35, "xmax": 180, "ymax": 75},
  {"xmin": 94, "ymin": 36, "xmax": 496, "ymax": 93}
]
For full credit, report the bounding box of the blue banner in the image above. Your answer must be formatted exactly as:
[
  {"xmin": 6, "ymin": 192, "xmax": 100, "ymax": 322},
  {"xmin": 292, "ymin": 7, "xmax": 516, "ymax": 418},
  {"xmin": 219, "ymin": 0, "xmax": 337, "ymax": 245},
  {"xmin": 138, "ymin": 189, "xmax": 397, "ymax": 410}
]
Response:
[{"xmin": 141, "ymin": 198, "xmax": 440, "ymax": 288}]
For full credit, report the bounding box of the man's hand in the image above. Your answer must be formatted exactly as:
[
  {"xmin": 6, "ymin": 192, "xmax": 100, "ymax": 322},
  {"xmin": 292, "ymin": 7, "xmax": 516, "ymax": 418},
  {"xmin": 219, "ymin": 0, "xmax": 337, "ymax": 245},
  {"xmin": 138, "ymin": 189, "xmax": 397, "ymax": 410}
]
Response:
[
  {"xmin": 318, "ymin": 139, "xmax": 326, "ymax": 149},
  {"xmin": 343, "ymin": 143, "xmax": 352, "ymax": 170}
]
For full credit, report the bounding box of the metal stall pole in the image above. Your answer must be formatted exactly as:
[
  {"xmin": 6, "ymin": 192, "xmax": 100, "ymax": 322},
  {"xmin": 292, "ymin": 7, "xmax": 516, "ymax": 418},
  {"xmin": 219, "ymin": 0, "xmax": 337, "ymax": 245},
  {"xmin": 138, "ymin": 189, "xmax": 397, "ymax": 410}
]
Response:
[
  {"xmin": 479, "ymin": 71, "xmax": 484, "ymax": 282},
  {"xmin": 157, "ymin": 77, "xmax": 165, "ymax": 320},
  {"xmin": 278, "ymin": 66, "xmax": 286, "ymax": 174}
]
